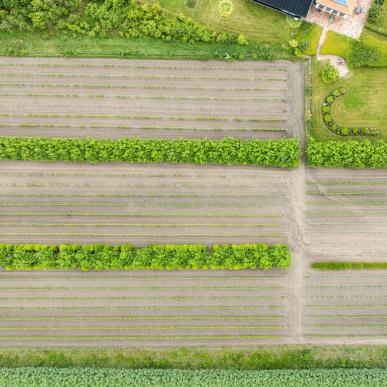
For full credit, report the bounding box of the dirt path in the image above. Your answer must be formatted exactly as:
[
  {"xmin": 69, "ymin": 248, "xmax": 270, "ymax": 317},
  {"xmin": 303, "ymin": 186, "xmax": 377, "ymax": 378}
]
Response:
[{"xmin": 316, "ymin": 28, "xmax": 349, "ymax": 77}]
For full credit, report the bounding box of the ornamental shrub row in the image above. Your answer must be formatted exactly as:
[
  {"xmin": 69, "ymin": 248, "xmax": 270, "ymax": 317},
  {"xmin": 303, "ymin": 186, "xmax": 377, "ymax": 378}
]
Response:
[
  {"xmin": 307, "ymin": 137, "xmax": 387, "ymax": 168},
  {"xmin": 322, "ymin": 87, "xmax": 379, "ymax": 137},
  {"xmin": 0, "ymin": 137, "xmax": 300, "ymax": 168},
  {"xmin": 0, "ymin": 244, "xmax": 291, "ymax": 270}
]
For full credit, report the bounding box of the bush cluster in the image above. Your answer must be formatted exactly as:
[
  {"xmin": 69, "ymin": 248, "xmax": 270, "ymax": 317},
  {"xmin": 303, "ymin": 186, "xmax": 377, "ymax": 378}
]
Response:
[
  {"xmin": 0, "ymin": 0, "xmax": 245, "ymax": 45},
  {"xmin": 368, "ymin": 0, "xmax": 385, "ymax": 24},
  {"xmin": 0, "ymin": 243, "xmax": 291, "ymax": 270},
  {"xmin": 322, "ymin": 87, "xmax": 379, "ymax": 137},
  {"xmin": 321, "ymin": 63, "xmax": 339, "ymax": 84},
  {"xmin": 307, "ymin": 137, "xmax": 387, "ymax": 168},
  {"xmin": 0, "ymin": 137, "xmax": 300, "ymax": 168},
  {"xmin": 348, "ymin": 40, "xmax": 381, "ymax": 68}
]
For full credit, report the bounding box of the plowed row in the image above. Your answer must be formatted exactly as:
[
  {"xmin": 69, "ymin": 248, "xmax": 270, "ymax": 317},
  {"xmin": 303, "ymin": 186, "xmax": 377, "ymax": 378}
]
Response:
[
  {"xmin": 0, "ymin": 58, "xmax": 304, "ymax": 139},
  {"xmin": 0, "ymin": 162, "xmax": 291, "ymax": 245},
  {"xmin": 0, "ymin": 270, "xmax": 290, "ymax": 347}
]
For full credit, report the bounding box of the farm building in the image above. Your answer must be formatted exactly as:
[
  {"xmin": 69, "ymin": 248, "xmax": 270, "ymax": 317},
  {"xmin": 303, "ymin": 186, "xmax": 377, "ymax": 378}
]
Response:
[{"xmin": 252, "ymin": 0, "xmax": 356, "ymax": 18}]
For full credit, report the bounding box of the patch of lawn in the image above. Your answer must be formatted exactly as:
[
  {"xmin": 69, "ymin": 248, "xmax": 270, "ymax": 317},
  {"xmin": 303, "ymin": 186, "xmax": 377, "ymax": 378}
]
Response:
[
  {"xmin": 0, "ymin": 32, "xmax": 287, "ymax": 60},
  {"xmin": 321, "ymin": 30, "xmax": 387, "ymax": 67},
  {"xmin": 310, "ymin": 60, "xmax": 387, "ymax": 141},
  {"xmin": 157, "ymin": 0, "xmax": 291, "ymax": 43}
]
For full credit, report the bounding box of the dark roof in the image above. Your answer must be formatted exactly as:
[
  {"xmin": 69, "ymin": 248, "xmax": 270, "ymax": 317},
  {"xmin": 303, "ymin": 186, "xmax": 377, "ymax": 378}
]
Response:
[{"xmin": 252, "ymin": 0, "xmax": 313, "ymax": 17}]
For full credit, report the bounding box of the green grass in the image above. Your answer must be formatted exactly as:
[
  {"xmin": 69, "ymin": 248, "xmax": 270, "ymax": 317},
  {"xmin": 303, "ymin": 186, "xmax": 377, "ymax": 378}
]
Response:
[
  {"xmin": 312, "ymin": 262, "xmax": 387, "ymax": 270},
  {"xmin": 0, "ymin": 32, "xmax": 286, "ymax": 60},
  {"xmin": 157, "ymin": 0, "xmax": 290, "ymax": 43},
  {"xmin": 310, "ymin": 59, "xmax": 387, "ymax": 141},
  {"xmin": 0, "ymin": 347, "xmax": 386, "ymax": 369},
  {"xmin": 320, "ymin": 30, "xmax": 387, "ymax": 67},
  {"xmin": 157, "ymin": 0, "xmax": 321, "ymax": 54}
]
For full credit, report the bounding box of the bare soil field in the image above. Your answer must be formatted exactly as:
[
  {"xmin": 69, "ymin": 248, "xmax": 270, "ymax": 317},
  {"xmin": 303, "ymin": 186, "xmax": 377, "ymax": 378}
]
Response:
[
  {"xmin": 0, "ymin": 270, "xmax": 291, "ymax": 347},
  {"xmin": 302, "ymin": 168, "xmax": 387, "ymax": 344},
  {"xmin": 0, "ymin": 57, "xmax": 304, "ymax": 140},
  {"xmin": 2, "ymin": 162, "xmax": 387, "ymax": 346},
  {"xmin": 0, "ymin": 161, "xmax": 292, "ymax": 245}
]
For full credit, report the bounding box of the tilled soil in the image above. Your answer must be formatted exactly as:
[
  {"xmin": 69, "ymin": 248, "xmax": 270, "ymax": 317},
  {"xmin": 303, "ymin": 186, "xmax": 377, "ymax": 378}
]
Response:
[{"xmin": 0, "ymin": 58, "xmax": 304, "ymax": 140}]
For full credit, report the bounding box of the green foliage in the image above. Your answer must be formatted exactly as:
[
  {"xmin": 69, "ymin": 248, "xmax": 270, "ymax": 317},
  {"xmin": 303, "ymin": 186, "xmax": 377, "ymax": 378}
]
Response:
[
  {"xmin": 218, "ymin": 0, "xmax": 234, "ymax": 18},
  {"xmin": 321, "ymin": 63, "xmax": 339, "ymax": 84},
  {"xmin": 0, "ymin": 0, "xmax": 245, "ymax": 45},
  {"xmin": 368, "ymin": 2, "xmax": 384, "ymax": 24},
  {"xmin": 0, "ymin": 243, "xmax": 291, "ymax": 270},
  {"xmin": 312, "ymin": 261, "xmax": 387, "ymax": 270},
  {"xmin": 307, "ymin": 137, "xmax": 387, "ymax": 168},
  {"xmin": 0, "ymin": 367, "xmax": 386, "ymax": 387},
  {"xmin": 320, "ymin": 87, "xmax": 379, "ymax": 137},
  {"xmin": 0, "ymin": 137, "xmax": 301, "ymax": 168},
  {"xmin": 348, "ymin": 40, "xmax": 381, "ymax": 68}
]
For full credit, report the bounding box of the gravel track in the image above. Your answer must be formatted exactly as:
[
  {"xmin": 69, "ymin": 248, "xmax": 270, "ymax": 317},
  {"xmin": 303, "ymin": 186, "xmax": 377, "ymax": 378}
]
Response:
[{"xmin": 0, "ymin": 57, "xmax": 303, "ymax": 140}]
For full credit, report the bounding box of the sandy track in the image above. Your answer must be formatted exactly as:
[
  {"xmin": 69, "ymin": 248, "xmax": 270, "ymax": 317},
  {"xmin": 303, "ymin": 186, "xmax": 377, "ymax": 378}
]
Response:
[{"xmin": 0, "ymin": 57, "xmax": 304, "ymax": 140}]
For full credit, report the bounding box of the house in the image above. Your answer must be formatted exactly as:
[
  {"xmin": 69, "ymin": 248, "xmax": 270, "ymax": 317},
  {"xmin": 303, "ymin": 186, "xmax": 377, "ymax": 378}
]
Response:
[
  {"xmin": 252, "ymin": 0, "xmax": 355, "ymax": 19},
  {"xmin": 251, "ymin": 0, "xmax": 314, "ymax": 18},
  {"xmin": 314, "ymin": 0, "xmax": 356, "ymax": 18}
]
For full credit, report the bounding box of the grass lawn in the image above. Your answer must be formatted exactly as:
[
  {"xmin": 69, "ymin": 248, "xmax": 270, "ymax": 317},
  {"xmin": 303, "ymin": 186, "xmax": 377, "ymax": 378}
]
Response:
[
  {"xmin": 157, "ymin": 0, "xmax": 291, "ymax": 43},
  {"xmin": 0, "ymin": 32, "xmax": 288, "ymax": 60},
  {"xmin": 321, "ymin": 29, "xmax": 387, "ymax": 67},
  {"xmin": 156, "ymin": 0, "xmax": 321, "ymax": 53},
  {"xmin": 310, "ymin": 59, "xmax": 387, "ymax": 141}
]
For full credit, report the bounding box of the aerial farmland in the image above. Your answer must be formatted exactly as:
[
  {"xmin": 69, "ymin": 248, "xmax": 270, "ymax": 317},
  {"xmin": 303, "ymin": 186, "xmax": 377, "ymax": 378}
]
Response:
[{"xmin": 0, "ymin": 58, "xmax": 387, "ymax": 349}]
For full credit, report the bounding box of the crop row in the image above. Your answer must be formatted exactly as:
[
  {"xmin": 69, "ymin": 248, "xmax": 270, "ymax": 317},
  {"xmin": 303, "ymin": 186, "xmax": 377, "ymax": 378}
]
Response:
[
  {"xmin": 0, "ymin": 62, "xmax": 288, "ymax": 71},
  {"xmin": 312, "ymin": 262, "xmax": 387, "ymax": 270},
  {"xmin": 0, "ymin": 94, "xmax": 287, "ymax": 102},
  {"xmin": 0, "ymin": 82, "xmax": 286, "ymax": 92},
  {"xmin": 0, "ymin": 137, "xmax": 300, "ymax": 168},
  {"xmin": 0, "ymin": 72, "xmax": 287, "ymax": 81},
  {"xmin": 0, "ymin": 124, "xmax": 284, "ymax": 132},
  {"xmin": 0, "ymin": 368, "xmax": 385, "ymax": 386},
  {"xmin": 0, "ymin": 114, "xmax": 286, "ymax": 123},
  {"xmin": 0, "ymin": 243, "xmax": 291, "ymax": 270}
]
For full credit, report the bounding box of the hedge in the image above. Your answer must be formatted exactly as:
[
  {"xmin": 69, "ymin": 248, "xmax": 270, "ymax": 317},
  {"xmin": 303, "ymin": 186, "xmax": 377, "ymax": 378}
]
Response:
[
  {"xmin": 0, "ymin": 367, "xmax": 386, "ymax": 387},
  {"xmin": 312, "ymin": 262, "xmax": 387, "ymax": 270},
  {"xmin": 0, "ymin": 137, "xmax": 300, "ymax": 168},
  {"xmin": 0, "ymin": 243, "xmax": 291, "ymax": 270},
  {"xmin": 307, "ymin": 137, "xmax": 387, "ymax": 168}
]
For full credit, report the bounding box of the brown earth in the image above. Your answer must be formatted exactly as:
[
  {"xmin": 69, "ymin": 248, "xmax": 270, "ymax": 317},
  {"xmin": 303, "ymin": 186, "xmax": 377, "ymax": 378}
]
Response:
[{"xmin": 0, "ymin": 57, "xmax": 304, "ymax": 140}]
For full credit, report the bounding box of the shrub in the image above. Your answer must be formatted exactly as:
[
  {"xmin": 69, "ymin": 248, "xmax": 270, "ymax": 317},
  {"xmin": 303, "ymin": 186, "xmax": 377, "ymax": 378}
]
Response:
[
  {"xmin": 218, "ymin": 0, "xmax": 235, "ymax": 18},
  {"xmin": 368, "ymin": 3, "xmax": 383, "ymax": 24},
  {"xmin": 326, "ymin": 96, "xmax": 334, "ymax": 103},
  {"xmin": 0, "ymin": 137, "xmax": 301, "ymax": 168},
  {"xmin": 323, "ymin": 114, "xmax": 332, "ymax": 124},
  {"xmin": 348, "ymin": 40, "xmax": 381, "ymax": 68},
  {"xmin": 322, "ymin": 105, "xmax": 331, "ymax": 113},
  {"xmin": 0, "ymin": 243, "xmax": 291, "ymax": 270},
  {"xmin": 321, "ymin": 63, "xmax": 339, "ymax": 84},
  {"xmin": 288, "ymin": 39, "xmax": 298, "ymax": 48}
]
